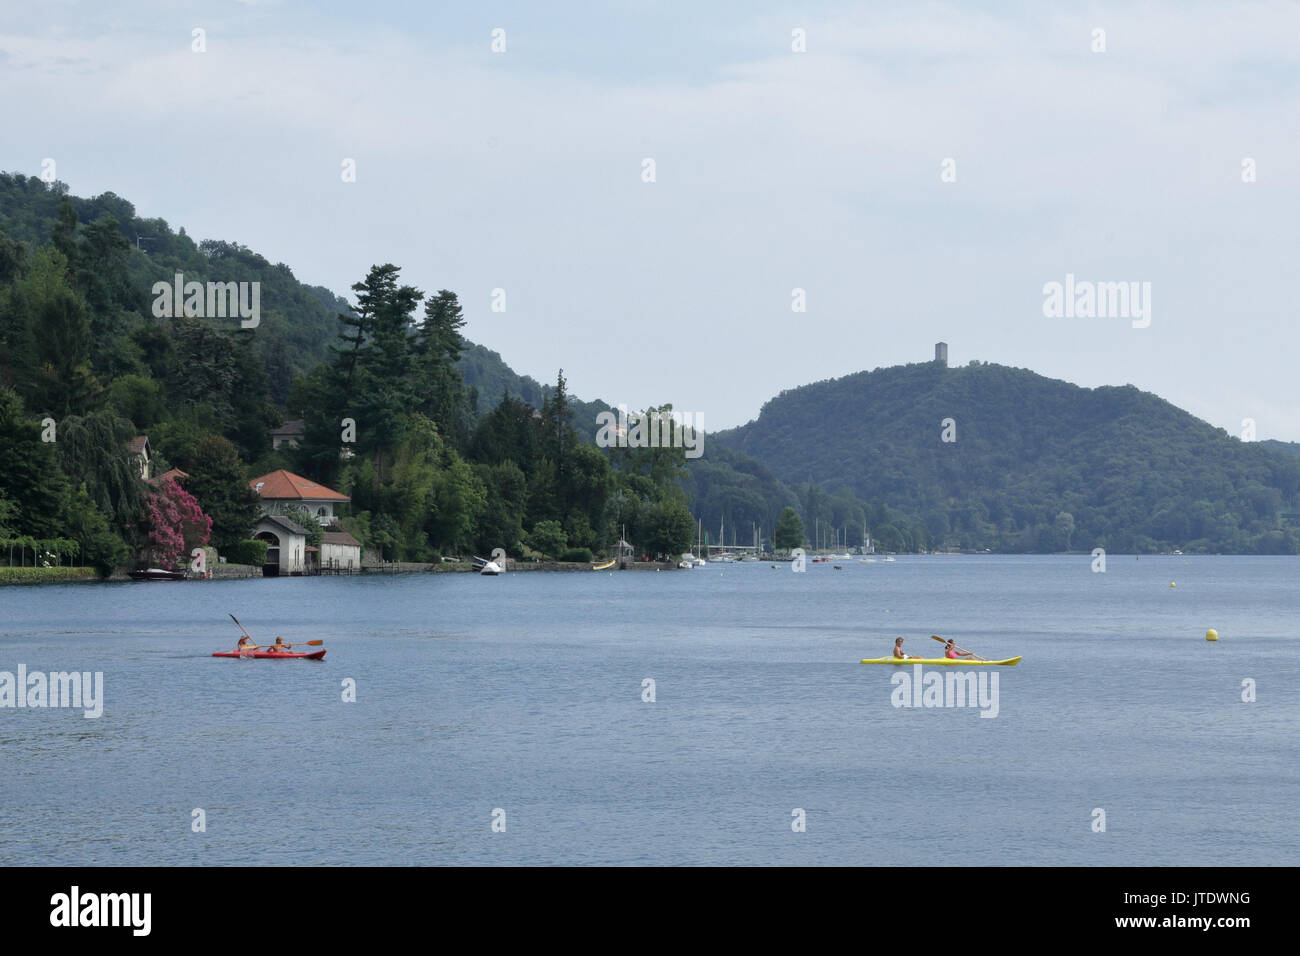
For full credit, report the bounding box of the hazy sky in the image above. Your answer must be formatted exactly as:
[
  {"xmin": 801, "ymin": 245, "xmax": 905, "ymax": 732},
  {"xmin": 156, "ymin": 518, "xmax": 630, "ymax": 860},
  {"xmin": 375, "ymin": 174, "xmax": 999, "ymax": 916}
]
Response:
[{"xmin": 3, "ymin": 1, "xmax": 1298, "ymax": 438}]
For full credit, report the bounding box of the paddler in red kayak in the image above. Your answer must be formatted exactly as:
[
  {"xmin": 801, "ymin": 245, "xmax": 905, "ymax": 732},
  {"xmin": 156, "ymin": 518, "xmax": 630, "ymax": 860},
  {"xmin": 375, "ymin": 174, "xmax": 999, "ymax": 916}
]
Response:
[
  {"xmin": 270, "ymin": 636, "xmax": 291, "ymax": 653},
  {"xmin": 944, "ymin": 638, "xmax": 975, "ymax": 660},
  {"xmin": 236, "ymin": 635, "xmax": 259, "ymax": 651}
]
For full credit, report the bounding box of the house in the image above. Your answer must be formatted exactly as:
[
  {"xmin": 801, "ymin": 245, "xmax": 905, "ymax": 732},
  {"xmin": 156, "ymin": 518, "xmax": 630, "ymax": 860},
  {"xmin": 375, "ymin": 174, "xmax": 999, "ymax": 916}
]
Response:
[
  {"xmin": 147, "ymin": 467, "xmax": 190, "ymax": 487},
  {"xmin": 125, "ymin": 436, "xmax": 152, "ymax": 480},
  {"xmin": 248, "ymin": 469, "xmax": 360, "ymax": 575},
  {"xmin": 253, "ymin": 514, "xmax": 309, "ymax": 576},
  {"xmin": 270, "ymin": 419, "xmax": 305, "ymax": 451},
  {"xmin": 249, "ymin": 469, "xmax": 350, "ymax": 527},
  {"xmin": 320, "ymin": 529, "xmax": 362, "ymax": 571}
]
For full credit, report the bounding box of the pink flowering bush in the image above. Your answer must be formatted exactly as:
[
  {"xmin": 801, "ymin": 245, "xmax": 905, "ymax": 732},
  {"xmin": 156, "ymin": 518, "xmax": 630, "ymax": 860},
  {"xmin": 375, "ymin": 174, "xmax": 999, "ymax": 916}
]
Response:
[{"xmin": 143, "ymin": 478, "xmax": 212, "ymax": 567}]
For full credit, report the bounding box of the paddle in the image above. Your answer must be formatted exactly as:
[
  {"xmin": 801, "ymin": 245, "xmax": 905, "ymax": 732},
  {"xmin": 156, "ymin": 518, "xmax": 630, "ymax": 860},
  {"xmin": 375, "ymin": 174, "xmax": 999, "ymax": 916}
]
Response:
[
  {"xmin": 930, "ymin": 634, "xmax": 987, "ymax": 661},
  {"xmin": 231, "ymin": 615, "xmax": 323, "ymax": 649}
]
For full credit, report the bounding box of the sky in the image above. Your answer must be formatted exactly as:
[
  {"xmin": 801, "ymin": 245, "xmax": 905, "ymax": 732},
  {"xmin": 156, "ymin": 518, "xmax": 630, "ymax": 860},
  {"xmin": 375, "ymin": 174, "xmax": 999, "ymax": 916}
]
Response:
[{"xmin": 2, "ymin": 0, "xmax": 1298, "ymax": 438}]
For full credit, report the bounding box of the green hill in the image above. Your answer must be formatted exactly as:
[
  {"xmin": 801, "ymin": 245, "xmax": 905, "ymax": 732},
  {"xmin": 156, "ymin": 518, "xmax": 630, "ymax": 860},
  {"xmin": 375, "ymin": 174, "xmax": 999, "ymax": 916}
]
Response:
[
  {"xmin": 6, "ymin": 170, "xmax": 1296, "ymax": 557},
  {"xmin": 713, "ymin": 359, "xmax": 1300, "ymax": 554},
  {"xmin": 1, "ymin": 173, "xmax": 349, "ymax": 407}
]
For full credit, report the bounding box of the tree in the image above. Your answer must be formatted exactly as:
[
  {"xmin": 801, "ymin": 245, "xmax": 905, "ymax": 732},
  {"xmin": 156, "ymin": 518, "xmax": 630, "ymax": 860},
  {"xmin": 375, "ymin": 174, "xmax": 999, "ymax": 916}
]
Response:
[
  {"xmin": 7, "ymin": 249, "xmax": 99, "ymax": 414},
  {"xmin": 0, "ymin": 491, "xmax": 15, "ymax": 537},
  {"xmin": 55, "ymin": 410, "xmax": 145, "ymax": 538},
  {"xmin": 61, "ymin": 485, "xmax": 128, "ymax": 575},
  {"xmin": 1053, "ymin": 511, "xmax": 1075, "ymax": 551},
  {"xmin": 538, "ymin": 370, "xmax": 577, "ymax": 521},
  {"xmin": 0, "ymin": 386, "xmax": 72, "ymax": 537},
  {"xmin": 142, "ymin": 477, "xmax": 211, "ymax": 567},
  {"xmin": 473, "ymin": 461, "xmax": 527, "ymax": 556},
  {"xmin": 413, "ymin": 289, "xmax": 469, "ymax": 444},
  {"xmin": 640, "ymin": 497, "xmax": 695, "ymax": 558},
  {"xmin": 527, "ymin": 519, "xmax": 567, "ymax": 559},
  {"xmin": 186, "ymin": 435, "xmax": 261, "ymax": 551},
  {"xmin": 774, "ymin": 506, "xmax": 804, "ymax": 551},
  {"xmin": 103, "ymin": 374, "xmax": 166, "ymax": 429}
]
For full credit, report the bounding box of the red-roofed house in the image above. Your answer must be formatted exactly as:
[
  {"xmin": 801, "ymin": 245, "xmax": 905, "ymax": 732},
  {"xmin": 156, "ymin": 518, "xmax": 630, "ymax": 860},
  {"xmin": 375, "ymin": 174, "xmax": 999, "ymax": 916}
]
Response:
[
  {"xmin": 249, "ymin": 469, "xmax": 350, "ymax": 527},
  {"xmin": 147, "ymin": 467, "xmax": 190, "ymax": 487},
  {"xmin": 248, "ymin": 470, "xmax": 360, "ymax": 574}
]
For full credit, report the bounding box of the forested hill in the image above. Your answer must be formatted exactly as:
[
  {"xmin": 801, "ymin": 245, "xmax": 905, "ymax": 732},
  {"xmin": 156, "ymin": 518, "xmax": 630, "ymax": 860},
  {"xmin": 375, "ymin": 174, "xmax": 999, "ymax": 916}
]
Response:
[
  {"xmin": 0, "ymin": 172, "xmax": 351, "ymax": 405},
  {"xmin": 713, "ymin": 359, "xmax": 1300, "ymax": 554},
  {"xmin": 5, "ymin": 170, "xmax": 1297, "ymax": 561},
  {"xmin": 0, "ymin": 172, "xmax": 708, "ymax": 571},
  {"xmin": 0, "ymin": 172, "xmax": 592, "ymax": 416}
]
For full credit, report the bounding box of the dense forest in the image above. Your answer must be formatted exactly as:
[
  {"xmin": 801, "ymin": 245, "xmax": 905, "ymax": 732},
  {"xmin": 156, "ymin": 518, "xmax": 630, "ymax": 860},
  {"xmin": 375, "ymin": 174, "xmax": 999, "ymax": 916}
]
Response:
[
  {"xmin": 0, "ymin": 173, "xmax": 708, "ymax": 571},
  {"xmin": 714, "ymin": 360, "xmax": 1300, "ymax": 554},
  {"xmin": 3, "ymin": 172, "xmax": 1296, "ymax": 571}
]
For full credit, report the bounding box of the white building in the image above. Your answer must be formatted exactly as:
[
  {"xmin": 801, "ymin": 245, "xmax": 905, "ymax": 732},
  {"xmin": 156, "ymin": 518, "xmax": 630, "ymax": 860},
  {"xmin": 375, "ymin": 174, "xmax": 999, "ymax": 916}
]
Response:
[
  {"xmin": 249, "ymin": 469, "xmax": 350, "ymax": 527},
  {"xmin": 320, "ymin": 530, "xmax": 362, "ymax": 571},
  {"xmin": 248, "ymin": 470, "xmax": 361, "ymax": 575},
  {"xmin": 254, "ymin": 514, "xmax": 309, "ymax": 576}
]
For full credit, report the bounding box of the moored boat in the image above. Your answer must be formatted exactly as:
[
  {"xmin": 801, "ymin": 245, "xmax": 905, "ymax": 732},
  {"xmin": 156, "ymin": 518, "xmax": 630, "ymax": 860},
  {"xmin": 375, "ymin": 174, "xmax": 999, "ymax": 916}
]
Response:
[{"xmin": 128, "ymin": 568, "xmax": 186, "ymax": 581}]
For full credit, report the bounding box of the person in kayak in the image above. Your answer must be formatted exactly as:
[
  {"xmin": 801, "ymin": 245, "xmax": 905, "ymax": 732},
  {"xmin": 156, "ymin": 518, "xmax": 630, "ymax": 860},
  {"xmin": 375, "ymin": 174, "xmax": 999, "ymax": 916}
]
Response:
[
  {"xmin": 236, "ymin": 635, "xmax": 259, "ymax": 651},
  {"xmin": 270, "ymin": 636, "xmax": 291, "ymax": 653},
  {"xmin": 893, "ymin": 637, "xmax": 910, "ymax": 660},
  {"xmin": 944, "ymin": 638, "xmax": 975, "ymax": 660}
]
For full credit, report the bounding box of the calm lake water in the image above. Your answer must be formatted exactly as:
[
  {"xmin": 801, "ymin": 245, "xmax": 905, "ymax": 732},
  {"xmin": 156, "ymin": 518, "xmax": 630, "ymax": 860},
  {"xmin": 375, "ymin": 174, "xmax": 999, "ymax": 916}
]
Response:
[{"xmin": 1, "ymin": 555, "xmax": 1296, "ymax": 866}]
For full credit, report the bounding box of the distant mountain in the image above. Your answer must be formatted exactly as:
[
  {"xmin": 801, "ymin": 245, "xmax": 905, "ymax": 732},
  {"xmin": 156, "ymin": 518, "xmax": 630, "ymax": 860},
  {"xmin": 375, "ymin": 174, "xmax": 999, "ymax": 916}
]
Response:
[
  {"xmin": 711, "ymin": 359, "xmax": 1300, "ymax": 554},
  {"xmin": 456, "ymin": 342, "xmax": 610, "ymax": 431}
]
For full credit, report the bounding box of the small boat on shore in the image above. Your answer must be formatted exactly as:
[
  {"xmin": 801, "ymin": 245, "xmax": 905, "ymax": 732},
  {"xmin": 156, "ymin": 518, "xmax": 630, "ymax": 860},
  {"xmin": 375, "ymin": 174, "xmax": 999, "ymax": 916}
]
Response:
[
  {"xmin": 129, "ymin": 568, "xmax": 186, "ymax": 581},
  {"xmin": 593, "ymin": 559, "xmax": 616, "ymax": 571},
  {"xmin": 860, "ymin": 656, "xmax": 1021, "ymax": 666}
]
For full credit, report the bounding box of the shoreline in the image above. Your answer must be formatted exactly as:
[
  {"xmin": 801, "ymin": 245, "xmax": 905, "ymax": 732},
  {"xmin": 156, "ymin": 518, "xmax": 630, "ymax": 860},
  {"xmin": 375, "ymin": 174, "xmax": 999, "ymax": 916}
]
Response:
[{"xmin": 0, "ymin": 559, "xmax": 679, "ymax": 585}]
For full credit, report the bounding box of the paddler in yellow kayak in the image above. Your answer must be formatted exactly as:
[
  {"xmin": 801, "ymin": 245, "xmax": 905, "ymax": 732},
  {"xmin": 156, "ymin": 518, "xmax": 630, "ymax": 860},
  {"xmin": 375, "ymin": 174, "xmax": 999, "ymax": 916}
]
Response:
[
  {"xmin": 892, "ymin": 637, "xmax": 912, "ymax": 660},
  {"xmin": 943, "ymin": 638, "xmax": 976, "ymax": 660}
]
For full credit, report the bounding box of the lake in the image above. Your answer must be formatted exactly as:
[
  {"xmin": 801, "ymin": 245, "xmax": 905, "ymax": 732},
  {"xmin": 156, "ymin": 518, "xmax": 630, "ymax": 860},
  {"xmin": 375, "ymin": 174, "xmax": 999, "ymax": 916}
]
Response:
[{"xmin": 1, "ymin": 555, "xmax": 1296, "ymax": 865}]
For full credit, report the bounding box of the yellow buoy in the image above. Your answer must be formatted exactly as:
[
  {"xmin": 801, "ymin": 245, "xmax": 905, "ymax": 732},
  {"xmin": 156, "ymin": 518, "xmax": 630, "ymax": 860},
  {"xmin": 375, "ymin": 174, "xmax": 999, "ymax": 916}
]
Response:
[
  {"xmin": 1170, "ymin": 582, "xmax": 1176, "ymax": 588},
  {"xmin": 1206, "ymin": 629, "xmax": 1219, "ymax": 642}
]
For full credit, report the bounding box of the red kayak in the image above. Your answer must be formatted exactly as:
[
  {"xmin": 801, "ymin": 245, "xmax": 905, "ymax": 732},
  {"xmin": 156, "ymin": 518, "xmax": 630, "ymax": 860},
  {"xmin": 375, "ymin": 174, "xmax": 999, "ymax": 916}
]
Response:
[{"xmin": 212, "ymin": 650, "xmax": 326, "ymax": 660}]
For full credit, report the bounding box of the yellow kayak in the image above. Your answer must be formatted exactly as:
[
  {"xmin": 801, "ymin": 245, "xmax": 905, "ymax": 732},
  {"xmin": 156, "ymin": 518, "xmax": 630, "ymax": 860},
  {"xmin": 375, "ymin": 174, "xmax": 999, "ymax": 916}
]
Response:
[
  {"xmin": 861, "ymin": 656, "xmax": 1022, "ymax": 666},
  {"xmin": 592, "ymin": 559, "xmax": 617, "ymax": 571}
]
